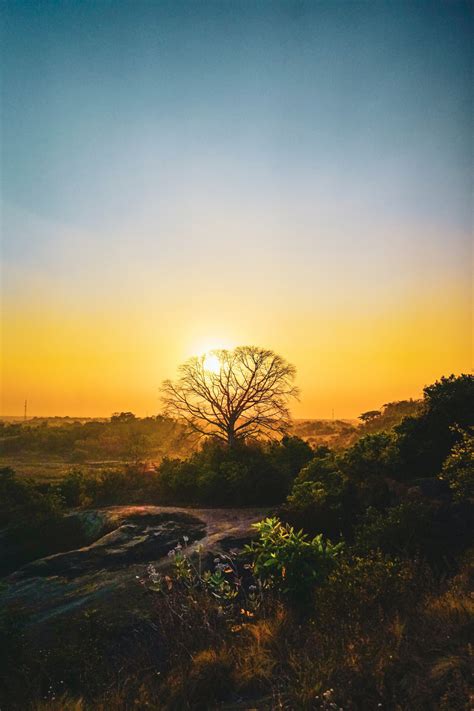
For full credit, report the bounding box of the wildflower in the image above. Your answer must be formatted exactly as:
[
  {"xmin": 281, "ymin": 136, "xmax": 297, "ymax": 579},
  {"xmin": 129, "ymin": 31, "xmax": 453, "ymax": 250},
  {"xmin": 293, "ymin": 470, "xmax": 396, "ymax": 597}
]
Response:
[
  {"xmin": 167, "ymin": 549, "xmax": 176, "ymax": 558},
  {"xmin": 248, "ymin": 584, "xmax": 257, "ymax": 591},
  {"xmin": 183, "ymin": 535, "xmax": 189, "ymax": 543}
]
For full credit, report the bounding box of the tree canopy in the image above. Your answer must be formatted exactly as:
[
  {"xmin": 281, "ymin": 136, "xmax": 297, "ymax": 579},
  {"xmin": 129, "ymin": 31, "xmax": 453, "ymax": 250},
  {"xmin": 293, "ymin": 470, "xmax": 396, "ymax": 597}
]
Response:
[{"xmin": 160, "ymin": 346, "xmax": 299, "ymax": 446}]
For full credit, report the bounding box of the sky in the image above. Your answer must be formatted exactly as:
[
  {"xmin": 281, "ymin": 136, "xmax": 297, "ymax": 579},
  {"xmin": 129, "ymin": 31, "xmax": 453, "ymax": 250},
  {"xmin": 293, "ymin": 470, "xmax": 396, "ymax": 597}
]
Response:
[{"xmin": 1, "ymin": 0, "xmax": 472, "ymax": 419}]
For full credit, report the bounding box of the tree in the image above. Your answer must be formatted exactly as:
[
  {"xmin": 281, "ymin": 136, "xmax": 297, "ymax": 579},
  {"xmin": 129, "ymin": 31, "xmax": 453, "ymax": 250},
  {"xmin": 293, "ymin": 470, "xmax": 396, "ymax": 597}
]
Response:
[
  {"xmin": 395, "ymin": 373, "xmax": 474, "ymax": 479},
  {"xmin": 111, "ymin": 411, "xmax": 136, "ymax": 423},
  {"xmin": 160, "ymin": 346, "xmax": 299, "ymax": 446},
  {"xmin": 440, "ymin": 426, "xmax": 474, "ymax": 501},
  {"xmin": 359, "ymin": 410, "xmax": 381, "ymax": 423}
]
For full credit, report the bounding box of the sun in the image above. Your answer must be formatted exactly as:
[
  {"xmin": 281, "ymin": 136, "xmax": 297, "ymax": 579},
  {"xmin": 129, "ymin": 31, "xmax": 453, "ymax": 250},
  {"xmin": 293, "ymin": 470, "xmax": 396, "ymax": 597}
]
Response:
[{"xmin": 203, "ymin": 352, "xmax": 221, "ymax": 374}]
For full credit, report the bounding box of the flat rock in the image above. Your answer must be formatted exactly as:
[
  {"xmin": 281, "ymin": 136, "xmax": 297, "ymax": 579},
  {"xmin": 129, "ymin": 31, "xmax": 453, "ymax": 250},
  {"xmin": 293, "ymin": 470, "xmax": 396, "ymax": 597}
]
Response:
[
  {"xmin": 12, "ymin": 511, "xmax": 206, "ymax": 579},
  {"xmin": 1, "ymin": 505, "xmax": 268, "ymax": 625}
]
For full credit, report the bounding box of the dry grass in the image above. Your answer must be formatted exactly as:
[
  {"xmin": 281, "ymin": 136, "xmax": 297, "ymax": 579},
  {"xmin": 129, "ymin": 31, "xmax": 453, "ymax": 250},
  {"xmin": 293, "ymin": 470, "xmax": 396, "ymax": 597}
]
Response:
[{"xmin": 2, "ymin": 552, "xmax": 473, "ymax": 710}]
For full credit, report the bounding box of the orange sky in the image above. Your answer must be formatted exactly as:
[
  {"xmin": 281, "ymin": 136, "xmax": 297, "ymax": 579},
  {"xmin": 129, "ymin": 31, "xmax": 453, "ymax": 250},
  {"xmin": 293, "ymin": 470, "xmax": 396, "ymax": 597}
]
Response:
[{"xmin": 1, "ymin": 276, "xmax": 471, "ymax": 419}]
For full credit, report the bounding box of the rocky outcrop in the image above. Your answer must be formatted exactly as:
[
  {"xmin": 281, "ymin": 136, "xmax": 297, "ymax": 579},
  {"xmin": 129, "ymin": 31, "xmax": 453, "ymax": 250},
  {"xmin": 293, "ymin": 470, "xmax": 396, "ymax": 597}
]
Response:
[
  {"xmin": 0, "ymin": 506, "xmax": 268, "ymax": 625},
  {"xmin": 12, "ymin": 511, "xmax": 206, "ymax": 579}
]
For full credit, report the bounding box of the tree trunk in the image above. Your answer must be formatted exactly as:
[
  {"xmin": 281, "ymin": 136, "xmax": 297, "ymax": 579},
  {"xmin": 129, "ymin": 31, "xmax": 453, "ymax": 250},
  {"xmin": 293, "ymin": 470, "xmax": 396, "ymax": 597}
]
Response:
[{"xmin": 227, "ymin": 427, "xmax": 237, "ymax": 448}]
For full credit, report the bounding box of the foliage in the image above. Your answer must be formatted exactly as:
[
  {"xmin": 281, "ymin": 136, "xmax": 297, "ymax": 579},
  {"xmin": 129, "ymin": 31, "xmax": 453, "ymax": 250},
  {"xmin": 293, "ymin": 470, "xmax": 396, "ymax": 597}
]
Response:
[
  {"xmin": 245, "ymin": 517, "xmax": 342, "ymax": 600},
  {"xmin": 339, "ymin": 431, "xmax": 399, "ymax": 480},
  {"xmin": 394, "ymin": 374, "xmax": 474, "ymax": 479},
  {"xmin": 359, "ymin": 409, "xmax": 381, "ymax": 422},
  {"xmin": 0, "ymin": 414, "xmax": 193, "ymax": 462},
  {"xmin": 282, "ymin": 444, "xmax": 391, "ymax": 539},
  {"xmin": 0, "ymin": 468, "xmax": 85, "ymax": 575},
  {"xmin": 2, "ymin": 547, "xmax": 472, "ymax": 710},
  {"xmin": 440, "ymin": 427, "xmax": 474, "ymax": 501},
  {"xmin": 143, "ymin": 539, "xmax": 264, "ymax": 622},
  {"xmin": 355, "ymin": 500, "xmax": 473, "ymax": 566},
  {"xmin": 0, "ymin": 466, "xmax": 64, "ymax": 530},
  {"xmin": 357, "ymin": 399, "xmax": 421, "ymax": 433},
  {"xmin": 155, "ymin": 437, "xmax": 311, "ymax": 506},
  {"xmin": 60, "ymin": 468, "xmax": 88, "ymax": 507},
  {"xmin": 282, "ymin": 448, "xmax": 353, "ymax": 537},
  {"xmin": 289, "ymin": 418, "xmax": 358, "ymax": 450}
]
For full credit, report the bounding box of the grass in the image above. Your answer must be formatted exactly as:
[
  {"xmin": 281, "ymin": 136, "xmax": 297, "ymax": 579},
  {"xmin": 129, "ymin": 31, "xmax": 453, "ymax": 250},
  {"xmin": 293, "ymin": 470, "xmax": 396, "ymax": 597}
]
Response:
[
  {"xmin": 2, "ymin": 548, "xmax": 472, "ymax": 710},
  {"xmin": 0, "ymin": 457, "xmax": 127, "ymax": 482}
]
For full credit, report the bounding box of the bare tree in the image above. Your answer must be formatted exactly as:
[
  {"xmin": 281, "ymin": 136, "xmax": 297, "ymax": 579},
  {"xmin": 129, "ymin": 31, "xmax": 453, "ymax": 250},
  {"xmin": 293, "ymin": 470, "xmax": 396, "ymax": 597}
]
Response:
[{"xmin": 160, "ymin": 346, "xmax": 299, "ymax": 446}]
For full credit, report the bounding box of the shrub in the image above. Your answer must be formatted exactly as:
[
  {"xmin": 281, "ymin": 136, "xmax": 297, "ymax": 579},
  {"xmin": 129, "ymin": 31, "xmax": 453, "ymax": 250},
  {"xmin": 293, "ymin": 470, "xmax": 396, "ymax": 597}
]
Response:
[
  {"xmin": 266, "ymin": 435, "xmax": 314, "ymax": 486},
  {"xmin": 0, "ymin": 468, "xmax": 87, "ymax": 575},
  {"xmin": 283, "ymin": 450, "xmax": 352, "ymax": 538},
  {"xmin": 0, "ymin": 467, "xmax": 64, "ymax": 530},
  {"xmin": 317, "ymin": 550, "xmax": 426, "ymax": 618},
  {"xmin": 154, "ymin": 439, "xmax": 307, "ymax": 506},
  {"xmin": 246, "ymin": 517, "xmax": 342, "ymax": 601},
  {"xmin": 339, "ymin": 432, "xmax": 399, "ymax": 481},
  {"xmin": 355, "ymin": 500, "xmax": 473, "ymax": 568},
  {"xmin": 395, "ymin": 374, "xmax": 474, "ymax": 480},
  {"xmin": 60, "ymin": 469, "xmax": 88, "ymax": 507},
  {"xmin": 282, "ymin": 446, "xmax": 390, "ymax": 539},
  {"xmin": 440, "ymin": 427, "xmax": 474, "ymax": 501}
]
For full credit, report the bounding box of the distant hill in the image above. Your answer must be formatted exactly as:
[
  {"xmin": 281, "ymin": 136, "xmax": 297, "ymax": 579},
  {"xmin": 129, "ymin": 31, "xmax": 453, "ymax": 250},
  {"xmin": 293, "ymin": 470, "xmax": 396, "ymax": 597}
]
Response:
[
  {"xmin": 357, "ymin": 399, "xmax": 422, "ymax": 434},
  {"xmin": 290, "ymin": 399, "xmax": 423, "ymax": 449},
  {"xmin": 290, "ymin": 418, "xmax": 359, "ymax": 449}
]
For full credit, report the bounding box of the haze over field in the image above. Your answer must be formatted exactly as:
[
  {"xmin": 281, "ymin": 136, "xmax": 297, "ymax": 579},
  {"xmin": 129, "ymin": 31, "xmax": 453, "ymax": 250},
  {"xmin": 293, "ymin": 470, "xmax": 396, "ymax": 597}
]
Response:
[{"xmin": 1, "ymin": 1, "xmax": 472, "ymax": 418}]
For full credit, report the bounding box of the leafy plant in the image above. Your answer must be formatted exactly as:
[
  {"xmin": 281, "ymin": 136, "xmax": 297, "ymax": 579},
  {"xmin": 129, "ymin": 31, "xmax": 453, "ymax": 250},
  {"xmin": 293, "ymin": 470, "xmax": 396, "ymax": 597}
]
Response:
[
  {"xmin": 440, "ymin": 427, "xmax": 474, "ymax": 501},
  {"xmin": 245, "ymin": 517, "xmax": 342, "ymax": 600}
]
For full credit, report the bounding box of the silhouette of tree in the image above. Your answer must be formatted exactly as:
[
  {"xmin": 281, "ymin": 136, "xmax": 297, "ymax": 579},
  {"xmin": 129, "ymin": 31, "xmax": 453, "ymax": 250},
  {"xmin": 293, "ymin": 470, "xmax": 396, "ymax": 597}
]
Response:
[
  {"xmin": 395, "ymin": 373, "xmax": 474, "ymax": 479},
  {"xmin": 161, "ymin": 346, "xmax": 299, "ymax": 446},
  {"xmin": 110, "ymin": 412, "xmax": 136, "ymax": 423},
  {"xmin": 359, "ymin": 410, "xmax": 381, "ymax": 423}
]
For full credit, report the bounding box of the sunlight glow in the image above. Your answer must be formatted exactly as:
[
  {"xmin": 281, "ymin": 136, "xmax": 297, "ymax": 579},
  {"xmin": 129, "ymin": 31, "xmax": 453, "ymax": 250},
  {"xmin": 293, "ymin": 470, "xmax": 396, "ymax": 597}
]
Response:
[
  {"xmin": 191, "ymin": 337, "xmax": 235, "ymax": 358},
  {"xmin": 203, "ymin": 353, "xmax": 221, "ymax": 374}
]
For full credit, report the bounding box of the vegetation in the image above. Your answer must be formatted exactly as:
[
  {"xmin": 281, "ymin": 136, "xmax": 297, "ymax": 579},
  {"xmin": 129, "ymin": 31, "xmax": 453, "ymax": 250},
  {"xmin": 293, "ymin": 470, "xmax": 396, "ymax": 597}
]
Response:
[
  {"xmin": 0, "ymin": 372, "xmax": 473, "ymax": 709},
  {"xmin": 440, "ymin": 426, "xmax": 474, "ymax": 501},
  {"xmin": 245, "ymin": 517, "xmax": 342, "ymax": 601},
  {"xmin": 0, "ymin": 414, "xmax": 193, "ymax": 466}
]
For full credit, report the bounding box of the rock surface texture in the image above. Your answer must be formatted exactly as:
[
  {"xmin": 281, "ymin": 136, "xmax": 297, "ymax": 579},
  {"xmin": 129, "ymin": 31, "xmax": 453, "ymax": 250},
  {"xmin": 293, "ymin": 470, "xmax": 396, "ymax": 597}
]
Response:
[{"xmin": 1, "ymin": 506, "xmax": 268, "ymax": 625}]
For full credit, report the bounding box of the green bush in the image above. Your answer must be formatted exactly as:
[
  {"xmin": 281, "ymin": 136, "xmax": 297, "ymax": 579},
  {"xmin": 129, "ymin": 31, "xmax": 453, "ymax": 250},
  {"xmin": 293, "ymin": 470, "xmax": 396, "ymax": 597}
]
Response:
[
  {"xmin": 246, "ymin": 516, "xmax": 342, "ymax": 600},
  {"xmin": 0, "ymin": 468, "xmax": 86, "ymax": 575},
  {"xmin": 316, "ymin": 550, "xmax": 428, "ymax": 621},
  {"xmin": 283, "ymin": 448, "xmax": 352, "ymax": 537},
  {"xmin": 339, "ymin": 432, "xmax": 399, "ymax": 480},
  {"xmin": 440, "ymin": 427, "xmax": 474, "ymax": 501},
  {"xmin": 59, "ymin": 469, "xmax": 88, "ymax": 507},
  {"xmin": 282, "ymin": 445, "xmax": 390, "ymax": 539},
  {"xmin": 394, "ymin": 374, "xmax": 474, "ymax": 480},
  {"xmin": 154, "ymin": 438, "xmax": 311, "ymax": 507},
  {"xmin": 355, "ymin": 500, "xmax": 473, "ymax": 567},
  {"xmin": 0, "ymin": 467, "xmax": 64, "ymax": 530}
]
